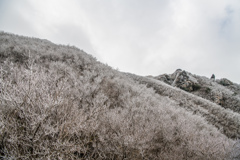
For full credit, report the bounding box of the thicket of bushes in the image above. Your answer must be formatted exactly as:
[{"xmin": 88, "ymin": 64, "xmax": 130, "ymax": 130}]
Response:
[{"xmin": 0, "ymin": 32, "xmax": 239, "ymax": 159}]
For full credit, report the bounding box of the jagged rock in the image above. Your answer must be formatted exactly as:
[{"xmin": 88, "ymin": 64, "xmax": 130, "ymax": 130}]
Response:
[
  {"xmin": 154, "ymin": 69, "xmax": 202, "ymax": 92},
  {"xmin": 217, "ymin": 78, "xmax": 233, "ymax": 86},
  {"xmin": 180, "ymin": 80, "xmax": 202, "ymax": 92},
  {"xmin": 171, "ymin": 70, "xmax": 201, "ymax": 92},
  {"xmin": 155, "ymin": 74, "xmax": 172, "ymax": 85}
]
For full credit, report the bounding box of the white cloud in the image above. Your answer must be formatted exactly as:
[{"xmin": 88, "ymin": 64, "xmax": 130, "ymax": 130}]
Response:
[{"xmin": 0, "ymin": 0, "xmax": 240, "ymax": 82}]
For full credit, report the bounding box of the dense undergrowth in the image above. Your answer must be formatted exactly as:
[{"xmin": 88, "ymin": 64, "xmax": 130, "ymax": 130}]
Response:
[{"xmin": 0, "ymin": 32, "xmax": 239, "ymax": 159}]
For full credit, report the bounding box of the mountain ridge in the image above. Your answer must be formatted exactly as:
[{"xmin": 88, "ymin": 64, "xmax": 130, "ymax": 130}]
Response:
[{"xmin": 151, "ymin": 69, "xmax": 240, "ymax": 113}]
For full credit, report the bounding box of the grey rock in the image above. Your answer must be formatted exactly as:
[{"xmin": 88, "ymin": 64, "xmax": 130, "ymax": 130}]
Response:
[{"xmin": 217, "ymin": 78, "xmax": 233, "ymax": 86}]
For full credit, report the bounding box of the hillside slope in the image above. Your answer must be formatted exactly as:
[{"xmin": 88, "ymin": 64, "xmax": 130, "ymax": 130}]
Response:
[{"xmin": 0, "ymin": 32, "xmax": 239, "ymax": 159}]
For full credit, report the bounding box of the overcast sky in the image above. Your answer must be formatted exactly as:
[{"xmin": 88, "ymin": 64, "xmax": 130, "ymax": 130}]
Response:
[{"xmin": 0, "ymin": 0, "xmax": 240, "ymax": 83}]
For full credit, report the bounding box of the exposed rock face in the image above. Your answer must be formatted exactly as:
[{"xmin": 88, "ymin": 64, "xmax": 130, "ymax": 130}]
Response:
[
  {"xmin": 153, "ymin": 69, "xmax": 240, "ymax": 113},
  {"xmin": 155, "ymin": 74, "xmax": 172, "ymax": 85},
  {"xmin": 217, "ymin": 78, "xmax": 233, "ymax": 86},
  {"xmin": 155, "ymin": 69, "xmax": 201, "ymax": 92}
]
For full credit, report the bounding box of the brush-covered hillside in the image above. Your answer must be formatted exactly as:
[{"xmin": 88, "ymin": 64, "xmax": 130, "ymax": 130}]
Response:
[{"xmin": 0, "ymin": 32, "xmax": 240, "ymax": 159}]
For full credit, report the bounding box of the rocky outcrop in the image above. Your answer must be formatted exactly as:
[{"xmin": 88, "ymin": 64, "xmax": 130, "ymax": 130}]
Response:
[
  {"xmin": 154, "ymin": 74, "xmax": 172, "ymax": 85},
  {"xmin": 155, "ymin": 69, "xmax": 201, "ymax": 92},
  {"xmin": 217, "ymin": 78, "xmax": 233, "ymax": 86},
  {"xmin": 153, "ymin": 69, "xmax": 240, "ymax": 114}
]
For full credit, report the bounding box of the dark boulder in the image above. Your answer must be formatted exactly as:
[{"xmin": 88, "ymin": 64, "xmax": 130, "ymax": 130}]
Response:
[{"xmin": 218, "ymin": 78, "xmax": 233, "ymax": 86}]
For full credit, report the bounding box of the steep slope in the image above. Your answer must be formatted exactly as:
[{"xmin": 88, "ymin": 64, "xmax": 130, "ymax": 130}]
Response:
[{"xmin": 0, "ymin": 32, "xmax": 239, "ymax": 159}]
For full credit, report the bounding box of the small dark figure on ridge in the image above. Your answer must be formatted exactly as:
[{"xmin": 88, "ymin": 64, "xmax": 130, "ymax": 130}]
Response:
[{"xmin": 211, "ymin": 74, "xmax": 215, "ymax": 80}]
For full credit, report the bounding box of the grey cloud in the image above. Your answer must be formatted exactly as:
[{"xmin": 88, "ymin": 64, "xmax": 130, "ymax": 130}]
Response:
[
  {"xmin": 0, "ymin": 0, "xmax": 37, "ymax": 36},
  {"xmin": 48, "ymin": 24, "xmax": 97, "ymax": 57}
]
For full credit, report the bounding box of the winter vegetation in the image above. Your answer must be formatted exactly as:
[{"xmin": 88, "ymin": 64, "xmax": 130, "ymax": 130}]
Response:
[
  {"xmin": 0, "ymin": 32, "xmax": 240, "ymax": 159},
  {"xmin": 127, "ymin": 73, "xmax": 240, "ymax": 139}
]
